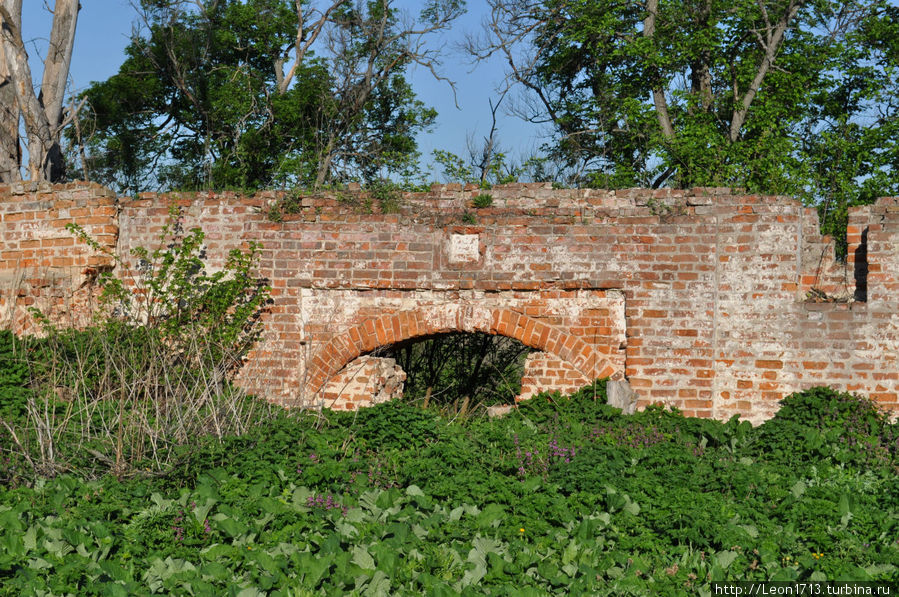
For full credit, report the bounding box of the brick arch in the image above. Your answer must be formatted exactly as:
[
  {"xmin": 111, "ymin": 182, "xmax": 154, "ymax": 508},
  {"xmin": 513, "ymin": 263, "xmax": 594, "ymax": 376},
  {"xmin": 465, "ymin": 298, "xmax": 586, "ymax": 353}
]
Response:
[{"xmin": 305, "ymin": 305, "xmax": 616, "ymax": 400}]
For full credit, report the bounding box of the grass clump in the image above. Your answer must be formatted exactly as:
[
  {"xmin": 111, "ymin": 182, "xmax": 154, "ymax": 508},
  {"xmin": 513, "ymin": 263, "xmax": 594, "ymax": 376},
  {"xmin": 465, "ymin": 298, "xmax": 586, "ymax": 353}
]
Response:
[{"xmin": 472, "ymin": 193, "xmax": 493, "ymax": 208}]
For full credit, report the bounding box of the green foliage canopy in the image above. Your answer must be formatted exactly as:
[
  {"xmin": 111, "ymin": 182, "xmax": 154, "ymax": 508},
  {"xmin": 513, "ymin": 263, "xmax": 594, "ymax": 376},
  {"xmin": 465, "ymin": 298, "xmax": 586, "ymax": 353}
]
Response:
[
  {"xmin": 478, "ymin": 0, "xmax": 899, "ymax": 249},
  {"xmin": 71, "ymin": 0, "xmax": 463, "ymax": 192}
]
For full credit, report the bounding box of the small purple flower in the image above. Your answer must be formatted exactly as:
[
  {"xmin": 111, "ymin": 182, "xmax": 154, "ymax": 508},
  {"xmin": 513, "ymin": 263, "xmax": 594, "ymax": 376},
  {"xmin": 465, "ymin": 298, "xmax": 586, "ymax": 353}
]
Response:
[{"xmin": 306, "ymin": 492, "xmax": 347, "ymax": 514}]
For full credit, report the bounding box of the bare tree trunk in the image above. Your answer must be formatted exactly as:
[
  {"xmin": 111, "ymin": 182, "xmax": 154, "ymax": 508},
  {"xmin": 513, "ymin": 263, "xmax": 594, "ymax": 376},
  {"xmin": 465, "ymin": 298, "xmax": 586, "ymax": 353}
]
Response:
[
  {"xmin": 314, "ymin": 134, "xmax": 337, "ymax": 188},
  {"xmin": 0, "ymin": 22, "xmax": 20, "ymax": 182},
  {"xmin": 37, "ymin": 0, "xmax": 78, "ymax": 181},
  {"xmin": 690, "ymin": 0, "xmax": 713, "ymax": 113},
  {"xmin": 40, "ymin": 0, "xmax": 78, "ymax": 129},
  {"xmin": 643, "ymin": 0, "xmax": 675, "ymax": 140},
  {"xmin": 0, "ymin": 0, "xmax": 78, "ymax": 183},
  {"xmin": 471, "ymin": 93, "xmax": 505, "ymax": 184}
]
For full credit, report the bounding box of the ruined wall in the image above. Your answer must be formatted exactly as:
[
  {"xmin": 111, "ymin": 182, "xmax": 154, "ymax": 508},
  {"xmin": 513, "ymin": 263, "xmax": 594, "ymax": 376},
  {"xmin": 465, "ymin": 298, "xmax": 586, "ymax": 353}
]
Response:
[
  {"xmin": 1, "ymin": 181, "xmax": 896, "ymax": 423},
  {"xmin": 0, "ymin": 182, "xmax": 117, "ymax": 332}
]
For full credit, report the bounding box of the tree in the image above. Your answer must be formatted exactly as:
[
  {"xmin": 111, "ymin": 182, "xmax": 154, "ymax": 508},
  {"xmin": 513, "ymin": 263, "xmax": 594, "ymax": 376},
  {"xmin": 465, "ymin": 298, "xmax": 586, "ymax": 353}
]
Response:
[
  {"xmin": 0, "ymin": 21, "xmax": 19, "ymax": 182},
  {"xmin": 431, "ymin": 88, "xmax": 562, "ymax": 186},
  {"xmin": 73, "ymin": 0, "xmax": 464, "ymax": 193},
  {"xmin": 471, "ymin": 0, "xmax": 899, "ymax": 249},
  {"xmin": 0, "ymin": 0, "xmax": 79, "ymax": 183},
  {"xmin": 432, "ymin": 91, "xmax": 518, "ymax": 185}
]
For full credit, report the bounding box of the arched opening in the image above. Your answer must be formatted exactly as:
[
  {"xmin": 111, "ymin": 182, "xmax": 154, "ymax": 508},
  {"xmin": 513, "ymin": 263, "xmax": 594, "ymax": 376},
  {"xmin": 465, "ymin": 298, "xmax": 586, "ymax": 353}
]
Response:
[
  {"xmin": 304, "ymin": 305, "xmax": 616, "ymax": 407},
  {"xmin": 378, "ymin": 332, "xmax": 532, "ymax": 408}
]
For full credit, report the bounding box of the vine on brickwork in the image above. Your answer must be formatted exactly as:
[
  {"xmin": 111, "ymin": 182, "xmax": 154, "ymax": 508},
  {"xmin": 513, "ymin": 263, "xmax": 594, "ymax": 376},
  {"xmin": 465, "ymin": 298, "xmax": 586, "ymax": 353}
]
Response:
[{"xmin": 645, "ymin": 196, "xmax": 686, "ymax": 220}]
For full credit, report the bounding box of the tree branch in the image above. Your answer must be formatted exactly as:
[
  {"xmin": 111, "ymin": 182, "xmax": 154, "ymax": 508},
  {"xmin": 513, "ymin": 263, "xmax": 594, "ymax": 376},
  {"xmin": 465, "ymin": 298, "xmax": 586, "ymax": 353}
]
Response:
[
  {"xmin": 1, "ymin": 1, "xmax": 59, "ymax": 181},
  {"xmin": 278, "ymin": 0, "xmax": 344, "ymax": 94},
  {"xmin": 39, "ymin": 0, "xmax": 79, "ymax": 134},
  {"xmin": 0, "ymin": 5, "xmax": 21, "ymax": 182},
  {"xmin": 729, "ymin": 0, "xmax": 804, "ymax": 142}
]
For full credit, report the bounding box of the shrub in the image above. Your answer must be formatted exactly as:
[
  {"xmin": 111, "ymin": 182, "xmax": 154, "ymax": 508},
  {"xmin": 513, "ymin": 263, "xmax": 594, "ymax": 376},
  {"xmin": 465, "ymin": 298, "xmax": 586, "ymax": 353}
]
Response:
[
  {"xmin": 69, "ymin": 211, "xmax": 269, "ymax": 369},
  {"xmin": 1, "ymin": 210, "xmax": 273, "ymax": 482},
  {"xmin": 382, "ymin": 332, "xmax": 531, "ymax": 410},
  {"xmin": 368, "ymin": 180, "xmax": 403, "ymax": 214},
  {"xmin": 0, "ymin": 331, "xmax": 31, "ymax": 421},
  {"xmin": 344, "ymin": 400, "xmax": 441, "ymax": 450},
  {"xmin": 752, "ymin": 387, "xmax": 898, "ymax": 467},
  {"xmin": 514, "ymin": 380, "xmax": 616, "ymax": 426},
  {"xmin": 769, "ymin": 387, "xmax": 888, "ymax": 433}
]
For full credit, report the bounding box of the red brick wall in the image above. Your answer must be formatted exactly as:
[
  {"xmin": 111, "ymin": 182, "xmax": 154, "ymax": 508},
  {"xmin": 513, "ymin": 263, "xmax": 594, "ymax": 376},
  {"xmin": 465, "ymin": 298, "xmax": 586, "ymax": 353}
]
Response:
[
  {"xmin": 1, "ymin": 181, "xmax": 896, "ymax": 422},
  {"xmin": 0, "ymin": 182, "xmax": 117, "ymax": 333}
]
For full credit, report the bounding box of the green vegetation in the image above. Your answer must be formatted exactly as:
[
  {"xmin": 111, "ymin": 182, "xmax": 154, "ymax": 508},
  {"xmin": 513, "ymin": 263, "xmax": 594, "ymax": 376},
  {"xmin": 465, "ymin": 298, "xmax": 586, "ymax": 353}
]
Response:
[
  {"xmin": 71, "ymin": 0, "xmax": 463, "ymax": 192},
  {"xmin": 367, "ymin": 180, "xmax": 405, "ymax": 214},
  {"xmin": 1, "ymin": 174, "xmax": 897, "ymax": 594},
  {"xmin": 1, "ymin": 383, "xmax": 897, "ymax": 594},
  {"xmin": 266, "ymin": 188, "xmax": 306, "ymax": 222},
  {"xmin": 0, "ymin": 212, "xmax": 271, "ymax": 482},
  {"xmin": 432, "ymin": 148, "xmax": 526, "ymax": 188},
  {"xmin": 477, "ymin": 0, "xmax": 899, "ymax": 255},
  {"xmin": 472, "ymin": 193, "xmax": 494, "ymax": 208},
  {"xmin": 265, "ymin": 179, "xmax": 408, "ymax": 222},
  {"xmin": 381, "ymin": 332, "xmax": 531, "ymax": 410}
]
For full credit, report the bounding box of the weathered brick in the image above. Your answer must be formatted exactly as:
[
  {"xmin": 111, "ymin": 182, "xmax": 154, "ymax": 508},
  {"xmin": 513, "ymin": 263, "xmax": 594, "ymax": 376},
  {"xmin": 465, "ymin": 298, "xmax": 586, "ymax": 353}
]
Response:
[{"xmin": 2, "ymin": 183, "xmax": 897, "ymax": 421}]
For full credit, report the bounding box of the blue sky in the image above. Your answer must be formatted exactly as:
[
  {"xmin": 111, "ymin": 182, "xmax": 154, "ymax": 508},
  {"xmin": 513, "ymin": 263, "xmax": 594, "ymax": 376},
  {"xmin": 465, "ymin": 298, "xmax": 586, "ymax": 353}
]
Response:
[{"xmin": 20, "ymin": 1, "xmax": 545, "ymax": 181}]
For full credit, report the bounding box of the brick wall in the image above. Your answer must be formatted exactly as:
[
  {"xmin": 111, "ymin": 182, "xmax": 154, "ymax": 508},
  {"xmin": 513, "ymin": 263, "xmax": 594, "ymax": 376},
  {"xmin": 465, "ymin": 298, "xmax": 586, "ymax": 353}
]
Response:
[
  {"xmin": 319, "ymin": 355, "xmax": 406, "ymax": 411},
  {"xmin": 0, "ymin": 182, "xmax": 117, "ymax": 332},
  {"xmin": 1, "ymin": 181, "xmax": 896, "ymax": 422}
]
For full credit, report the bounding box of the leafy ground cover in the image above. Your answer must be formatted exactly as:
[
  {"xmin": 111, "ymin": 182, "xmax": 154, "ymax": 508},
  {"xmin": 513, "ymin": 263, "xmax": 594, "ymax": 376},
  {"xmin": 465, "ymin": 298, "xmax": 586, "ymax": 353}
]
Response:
[{"xmin": 1, "ymin": 384, "xmax": 897, "ymax": 595}]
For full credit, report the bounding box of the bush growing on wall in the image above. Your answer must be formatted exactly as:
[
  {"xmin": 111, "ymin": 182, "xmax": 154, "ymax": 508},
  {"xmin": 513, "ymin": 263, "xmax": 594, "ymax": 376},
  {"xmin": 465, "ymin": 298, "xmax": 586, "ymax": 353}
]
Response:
[
  {"xmin": 0, "ymin": 209, "xmax": 272, "ymax": 483},
  {"xmin": 67, "ymin": 208, "xmax": 269, "ymax": 368}
]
